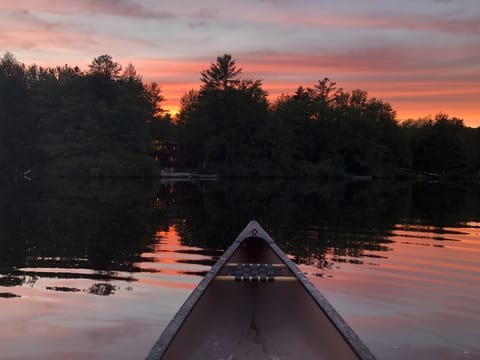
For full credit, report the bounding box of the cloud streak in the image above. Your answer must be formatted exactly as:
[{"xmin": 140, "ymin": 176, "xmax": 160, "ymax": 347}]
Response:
[
  {"xmin": 0, "ymin": 9, "xmax": 93, "ymax": 50},
  {"xmin": 80, "ymin": 0, "xmax": 176, "ymax": 19},
  {"xmin": 280, "ymin": 12, "xmax": 480, "ymax": 35},
  {"xmin": 0, "ymin": 0, "xmax": 175, "ymax": 19}
]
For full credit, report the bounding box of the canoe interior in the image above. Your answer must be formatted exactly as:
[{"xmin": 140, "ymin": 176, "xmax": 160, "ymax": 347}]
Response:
[{"xmin": 161, "ymin": 237, "xmax": 359, "ymax": 360}]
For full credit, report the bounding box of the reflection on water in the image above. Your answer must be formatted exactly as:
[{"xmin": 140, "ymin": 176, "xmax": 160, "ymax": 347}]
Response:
[
  {"xmin": 135, "ymin": 226, "xmax": 218, "ymax": 290},
  {"xmin": 307, "ymin": 221, "xmax": 480, "ymax": 360},
  {"xmin": 0, "ymin": 179, "xmax": 479, "ymax": 359}
]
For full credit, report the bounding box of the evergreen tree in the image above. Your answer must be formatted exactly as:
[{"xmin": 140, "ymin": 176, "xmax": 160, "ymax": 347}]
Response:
[
  {"xmin": 179, "ymin": 54, "xmax": 271, "ymax": 175},
  {"xmin": 200, "ymin": 54, "xmax": 241, "ymax": 90},
  {"xmin": 0, "ymin": 52, "xmax": 34, "ymax": 180}
]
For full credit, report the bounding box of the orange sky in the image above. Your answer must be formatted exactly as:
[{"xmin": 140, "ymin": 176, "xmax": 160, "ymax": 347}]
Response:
[
  {"xmin": 1, "ymin": 0, "xmax": 479, "ymax": 126},
  {"xmin": 130, "ymin": 55, "xmax": 480, "ymax": 125}
]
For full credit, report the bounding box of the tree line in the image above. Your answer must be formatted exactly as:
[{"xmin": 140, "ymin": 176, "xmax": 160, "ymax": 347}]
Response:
[
  {"xmin": 1, "ymin": 52, "xmax": 479, "ymax": 180},
  {"xmin": 0, "ymin": 52, "xmax": 163, "ymax": 180}
]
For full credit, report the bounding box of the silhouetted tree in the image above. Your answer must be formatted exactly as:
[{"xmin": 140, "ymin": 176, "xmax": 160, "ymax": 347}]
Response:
[
  {"xmin": 0, "ymin": 52, "xmax": 34, "ymax": 179},
  {"xmin": 179, "ymin": 55, "xmax": 271, "ymax": 175},
  {"xmin": 200, "ymin": 54, "xmax": 241, "ymax": 90},
  {"xmin": 407, "ymin": 114, "xmax": 467, "ymax": 176},
  {"xmin": 25, "ymin": 54, "xmax": 162, "ymax": 177},
  {"xmin": 310, "ymin": 77, "xmax": 339, "ymax": 104},
  {"xmin": 121, "ymin": 63, "xmax": 141, "ymax": 82},
  {"xmin": 88, "ymin": 54, "xmax": 122, "ymax": 80}
]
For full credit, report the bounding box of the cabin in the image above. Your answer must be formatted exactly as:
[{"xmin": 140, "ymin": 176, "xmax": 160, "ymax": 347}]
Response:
[{"xmin": 150, "ymin": 139, "xmax": 179, "ymax": 167}]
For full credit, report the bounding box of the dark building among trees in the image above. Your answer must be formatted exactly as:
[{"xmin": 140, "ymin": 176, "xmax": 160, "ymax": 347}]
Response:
[{"xmin": 150, "ymin": 139, "xmax": 179, "ymax": 168}]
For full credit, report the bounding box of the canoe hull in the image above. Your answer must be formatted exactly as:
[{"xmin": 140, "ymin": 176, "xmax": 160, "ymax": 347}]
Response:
[{"xmin": 146, "ymin": 221, "xmax": 375, "ymax": 360}]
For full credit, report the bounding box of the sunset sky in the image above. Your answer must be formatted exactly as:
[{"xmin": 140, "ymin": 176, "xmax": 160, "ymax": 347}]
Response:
[{"xmin": 1, "ymin": 0, "xmax": 479, "ymax": 126}]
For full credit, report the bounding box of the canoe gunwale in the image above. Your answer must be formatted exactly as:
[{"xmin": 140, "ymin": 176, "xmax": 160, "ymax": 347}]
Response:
[
  {"xmin": 146, "ymin": 220, "xmax": 376, "ymax": 360},
  {"xmin": 145, "ymin": 227, "xmax": 244, "ymax": 359},
  {"xmin": 267, "ymin": 240, "xmax": 376, "ymax": 360}
]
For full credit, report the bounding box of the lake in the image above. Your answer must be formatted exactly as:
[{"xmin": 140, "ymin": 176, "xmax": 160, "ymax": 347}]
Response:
[{"xmin": 0, "ymin": 179, "xmax": 479, "ymax": 359}]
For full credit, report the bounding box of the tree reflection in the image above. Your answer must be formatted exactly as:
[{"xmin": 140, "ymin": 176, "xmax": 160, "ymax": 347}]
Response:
[
  {"xmin": 0, "ymin": 179, "xmax": 158, "ymax": 292},
  {"xmin": 167, "ymin": 180, "xmax": 480, "ymax": 268},
  {"xmin": 1, "ymin": 178, "xmax": 479, "ymax": 294},
  {"xmin": 88, "ymin": 283, "xmax": 117, "ymax": 296},
  {"xmin": 0, "ymin": 292, "xmax": 21, "ymax": 298}
]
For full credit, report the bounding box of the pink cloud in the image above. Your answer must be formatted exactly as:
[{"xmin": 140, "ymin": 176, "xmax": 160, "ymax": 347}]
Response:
[
  {"xmin": 79, "ymin": 0, "xmax": 175, "ymax": 19},
  {"xmin": 0, "ymin": 9, "xmax": 94, "ymax": 50},
  {"xmin": 0, "ymin": 9, "xmax": 160, "ymax": 57},
  {"xmin": 0, "ymin": 0, "xmax": 175, "ymax": 19},
  {"xmin": 293, "ymin": 12, "xmax": 480, "ymax": 35},
  {"xmin": 5, "ymin": 1, "xmax": 478, "ymax": 35},
  {"xmin": 238, "ymin": 42, "xmax": 480, "ymax": 78}
]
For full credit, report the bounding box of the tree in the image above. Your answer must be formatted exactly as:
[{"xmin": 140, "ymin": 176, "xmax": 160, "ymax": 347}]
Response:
[
  {"xmin": 179, "ymin": 55, "xmax": 271, "ymax": 175},
  {"xmin": 26, "ymin": 54, "xmax": 160, "ymax": 177},
  {"xmin": 144, "ymin": 82, "xmax": 165, "ymax": 118},
  {"xmin": 88, "ymin": 54, "xmax": 122, "ymax": 80},
  {"xmin": 121, "ymin": 63, "xmax": 141, "ymax": 82},
  {"xmin": 0, "ymin": 52, "xmax": 25, "ymax": 79},
  {"xmin": 310, "ymin": 78, "xmax": 339, "ymax": 104},
  {"xmin": 406, "ymin": 113, "xmax": 467, "ymax": 176},
  {"xmin": 200, "ymin": 54, "xmax": 241, "ymax": 90},
  {"xmin": 87, "ymin": 54, "xmax": 122, "ymax": 104},
  {"xmin": 0, "ymin": 52, "xmax": 34, "ymax": 179}
]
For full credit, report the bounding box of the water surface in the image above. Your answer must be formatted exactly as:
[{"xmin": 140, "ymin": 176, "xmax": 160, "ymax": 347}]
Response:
[{"xmin": 0, "ymin": 180, "xmax": 479, "ymax": 359}]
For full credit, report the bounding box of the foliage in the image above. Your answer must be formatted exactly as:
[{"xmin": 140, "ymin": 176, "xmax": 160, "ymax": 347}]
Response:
[
  {"xmin": 0, "ymin": 52, "xmax": 167, "ymax": 179},
  {"xmin": 1, "ymin": 52, "xmax": 479, "ymax": 180},
  {"xmin": 177, "ymin": 55, "xmax": 479, "ymax": 178},
  {"xmin": 401, "ymin": 114, "xmax": 470, "ymax": 177},
  {"xmin": 179, "ymin": 65, "xmax": 407, "ymax": 177},
  {"xmin": 0, "ymin": 52, "xmax": 35, "ymax": 179},
  {"xmin": 178, "ymin": 54, "xmax": 271, "ymax": 176},
  {"xmin": 200, "ymin": 54, "xmax": 241, "ymax": 90}
]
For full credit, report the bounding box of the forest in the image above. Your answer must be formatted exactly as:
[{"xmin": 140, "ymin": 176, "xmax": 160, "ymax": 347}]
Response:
[{"xmin": 1, "ymin": 52, "xmax": 479, "ymax": 181}]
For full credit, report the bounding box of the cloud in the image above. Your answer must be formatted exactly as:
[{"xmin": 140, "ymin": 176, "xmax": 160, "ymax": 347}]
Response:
[
  {"xmin": 192, "ymin": 8, "xmax": 218, "ymax": 20},
  {"xmin": 0, "ymin": 9, "xmax": 93, "ymax": 50},
  {"xmin": 261, "ymin": 10, "xmax": 480, "ymax": 35},
  {"xmin": 0, "ymin": 9, "xmax": 163, "ymax": 58},
  {"xmin": 375, "ymin": 12, "xmax": 480, "ymax": 35},
  {"xmin": 242, "ymin": 0, "xmax": 298, "ymax": 5},
  {"xmin": 6, "ymin": 8, "xmax": 60, "ymax": 31},
  {"xmin": 80, "ymin": 0, "xmax": 176, "ymax": 19},
  {"xmin": 238, "ymin": 45, "xmax": 476, "ymax": 79},
  {"xmin": 187, "ymin": 9, "xmax": 218, "ymax": 29},
  {"xmin": 0, "ymin": 0, "xmax": 176, "ymax": 19}
]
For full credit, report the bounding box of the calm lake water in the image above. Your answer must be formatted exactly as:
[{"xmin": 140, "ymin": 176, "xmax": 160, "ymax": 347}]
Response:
[{"xmin": 0, "ymin": 179, "xmax": 479, "ymax": 359}]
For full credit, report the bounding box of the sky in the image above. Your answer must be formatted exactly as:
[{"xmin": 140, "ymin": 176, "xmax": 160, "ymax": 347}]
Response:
[{"xmin": 1, "ymin": 0, "xmax": 479, "ymax": 126}]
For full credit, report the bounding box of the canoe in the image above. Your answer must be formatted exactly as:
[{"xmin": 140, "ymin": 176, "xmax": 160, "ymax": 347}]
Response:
[{"xmin": 146, "ymin": 221, "xmax": 375, "ymax": 360}]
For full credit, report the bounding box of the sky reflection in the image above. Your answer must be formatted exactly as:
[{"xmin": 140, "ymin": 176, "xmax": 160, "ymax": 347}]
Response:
[{"xmin": 303, "ymin": 222, "xmax": 480, "ymax": 360}]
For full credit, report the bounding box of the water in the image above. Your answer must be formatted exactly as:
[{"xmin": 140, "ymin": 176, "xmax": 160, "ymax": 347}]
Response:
[{"xmin": 0, "ymin": 179, "xmax": 479, "ymax": 359}]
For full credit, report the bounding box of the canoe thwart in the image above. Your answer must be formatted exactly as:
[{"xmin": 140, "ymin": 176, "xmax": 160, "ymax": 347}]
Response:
[
  {"xmin": 225, "ymin": 263, "xmax": 286, "ymax": 268},
  {"xmin": 217, "ymin": 262, "xmax": 295, "ymax": 282},
  {"xmin": 215, "ymin": 275, "xmax": 297, "ymax": 282}
]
